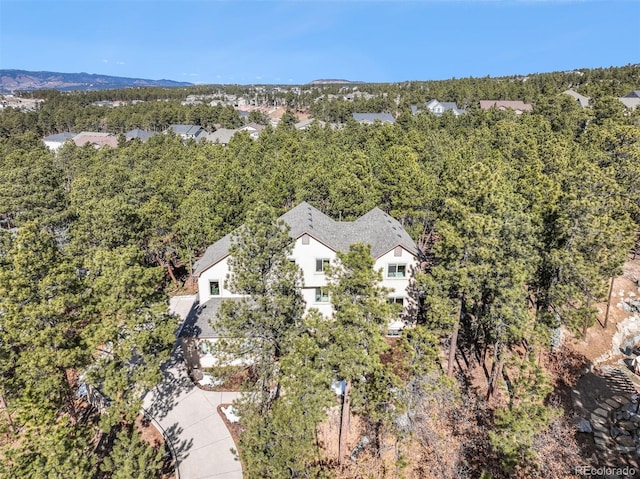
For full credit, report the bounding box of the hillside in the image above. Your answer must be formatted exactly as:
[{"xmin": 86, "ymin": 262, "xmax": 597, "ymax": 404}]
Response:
[{"xmin": 0, "ymin": 69, "xmax": 193, "ymax": 92}]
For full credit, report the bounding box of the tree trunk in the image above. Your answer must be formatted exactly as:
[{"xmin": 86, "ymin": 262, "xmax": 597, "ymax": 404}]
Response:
[
  {"xmin": 604, "ymin": 276, "xmax": 615, "ymax": 328},
  {"xmin": 583, "ymin": 298, "xmax": 591, "ymax": 338},
  {"xmin": 447, "ymin": 297, "xmax": 463, "ymax": 377},
  {"xmin": 0, "ymin": 394, "xmax": 16, "ymax": 436},
  {"xmin": 338, "ymin": 380, "xmax": 351, "ymax": 464},
  {"xmin": 166, "ymin": 263, "xmax": 178, "ymax": 287},
  {"xmin": 486, "ymin": 346, "xmax": 503, "ymax": 400}
]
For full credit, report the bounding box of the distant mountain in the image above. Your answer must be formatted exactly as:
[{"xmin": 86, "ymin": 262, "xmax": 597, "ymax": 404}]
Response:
[
  {"xmin": 0, "ymin": 69, "xmax": 193, "ymax": 93},
  {"xmin": 308, "ymin": 79, "xmax": 361, "ymax": 85}
]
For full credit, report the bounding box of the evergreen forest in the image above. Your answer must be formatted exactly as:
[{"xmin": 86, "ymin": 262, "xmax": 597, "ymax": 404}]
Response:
[{"xmin": 1, "ymin": 64, "xmax": 639, "ymax": 478}]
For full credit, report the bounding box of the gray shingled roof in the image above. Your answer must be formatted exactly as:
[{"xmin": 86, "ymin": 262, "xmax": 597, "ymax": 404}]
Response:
[
  {"xmin": 167, "ymin": 124, "xmax": 204, "ymax": 136},
  {"xmin": 623, "ymin": 91, "xmax": 640, "ymax": 99},
  {"xmin": 125, "ymin": 128, "xmax": 155, "ymax": 141},
  {"xmin": 43, "ymin": 132, "xmax": 77, "ymax": 142},
  {"xmin": 352, "ymin": 113, "xmax": 395, "ymax": 124},
  {"xmin": 193, "ymin": 234, "xmax": 232, "ymax": 276},
  {"xmin": 179, "ymin": 297, "xmax": 245, "ymax": 338},
  {"xmin": 205, "ymin": 128, "xmax": 238, "ymax": 144},
  {"xmin": 193, "ymin": 202, "xmax": 420, "ymax": 277}
]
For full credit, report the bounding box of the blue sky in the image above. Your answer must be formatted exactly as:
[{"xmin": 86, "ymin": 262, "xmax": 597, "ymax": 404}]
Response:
[{"xmin": 1, "ymin": 0, "xmax": 638, "ymax": 84}]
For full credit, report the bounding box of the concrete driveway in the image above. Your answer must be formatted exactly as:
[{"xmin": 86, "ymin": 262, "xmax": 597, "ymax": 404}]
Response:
[{"xmin": 143, "ymin": 295, "xmax": 243, "ymax": 479}]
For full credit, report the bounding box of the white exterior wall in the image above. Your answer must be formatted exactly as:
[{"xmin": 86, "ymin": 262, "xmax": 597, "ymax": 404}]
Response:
[
  {"xmin": 375, "ymin": 247, "xmax": 419, "ymax": 303},
  {"xmin": 197, "ymin": 238, "xmax": 418, "ymax": 318},
  {"xmin": 44, "ymin": 140, "xmax": 66, "ymax": 152},
  {"xmin": 291, "ymin": 235, "xmax": 336, "ymax": 316},
  {"xmin": 197, "ymin": 256, "xmax": 244, "ymax": 303}
]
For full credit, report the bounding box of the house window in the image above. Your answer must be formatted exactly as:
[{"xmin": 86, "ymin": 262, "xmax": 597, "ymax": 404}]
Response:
[
  {"xmin": 387, "ymin": 264, "xmax": 406, "ymax": 278},
  {"xmin": 315, "ymin": 287, "xmax": 329, "ymax": 303},
  {"xmin": 209, "ymin": 281, "xmax": 221, "ymax": 296},
  {"xmin": 388, "ymin": 297, "xmax": 404, "ymax": 306},
  {"xmin": 316, "ymin": 258, "xmax": 330, "ymax": 273},
  {"xmin": 394, "ymin": 246, "xmax": 402, "ymax": 257}
]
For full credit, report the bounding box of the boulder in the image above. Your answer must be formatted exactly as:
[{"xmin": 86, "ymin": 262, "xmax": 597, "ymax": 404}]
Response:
[
  {"xmin": 615, "ymin": 435, "xmax": 636, "ymax": 447},
  {"xmin": 574, "ymin": 416, "xmax": 593, "ymax": 433}
]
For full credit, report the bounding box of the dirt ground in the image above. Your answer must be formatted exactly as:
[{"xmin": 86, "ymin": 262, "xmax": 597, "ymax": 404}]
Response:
[
  {"xmin": 570, "ymin": 258, "xmax": 640, "ymax": 364},
  {"xmin": 135, "ymin": 414, "xmax": 175, "ymax": 479}
]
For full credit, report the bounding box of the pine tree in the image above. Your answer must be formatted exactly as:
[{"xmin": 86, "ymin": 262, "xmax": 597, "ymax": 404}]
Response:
[
  {"xmin": 100, "ymin": 425, "xmax": 164, "ymax": 479},
  {"xmin": 324, "ymin": 243, "xmax": 396, "ymax": 463},
  {"xmin": 216, "ymin": 203, "xmax": 306, "ymax": 412},
  {"xmin": 488, "ymin": 352, "xmax": 559, "ymax": 472},
  {"xmin": 82, "ymin": 246, "xmax": 175, "ymax": 431}
]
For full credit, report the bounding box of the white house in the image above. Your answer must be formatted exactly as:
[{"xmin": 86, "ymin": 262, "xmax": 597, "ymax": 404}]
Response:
[
  {"xmin": 180, "ymin": 202, "xmax": 423, "ymax": 372},
  {"xmin": 165, "ymin": 124, "xmax": 206, "ymax": 140},
  {"xmin": 42, "ymin": 132, "xmax": 77, "ymax": 152},
  {"xmin": 424, "ymin": 99, "xmax": 466, "ymax": 116}
]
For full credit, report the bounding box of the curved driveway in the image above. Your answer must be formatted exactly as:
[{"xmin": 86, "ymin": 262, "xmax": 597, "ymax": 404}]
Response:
[{"xmin": 143, "ymin": 295, "xmax": 243, "ymax": 479}]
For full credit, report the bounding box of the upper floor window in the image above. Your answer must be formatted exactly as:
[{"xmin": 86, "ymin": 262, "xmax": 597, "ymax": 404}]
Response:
[
  {"xmin": 316, "ymin": 258, "xmax": 330, "ymax": 273},
  {"xmin": 387, "ymin": 264, "xmax": 406, "ymax": 278},
  {"xmin": 209, "ymin": 280, "xmax": 221, "ymax": 296}
]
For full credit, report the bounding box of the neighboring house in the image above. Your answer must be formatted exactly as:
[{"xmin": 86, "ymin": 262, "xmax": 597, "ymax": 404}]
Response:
[
  {"xmin": 344, "ymin": 92, "xmax": 374, "ymax": 101},
  {"xmin": 563, "ymin": 89, "xmax": 590, "ymax": 108},
  {"xmin": 125, "ymin": 128, "xmax": 156, "ymax": 142},
  {"xmin": 166, "ymin": 124, "xmax": 206, "ymax": 140},
  {"xmin": 479, "ymin": 100, "xmax": 533, "ymax": 115},
  {"xmin": 205, "ymin": 128, "xmax": 238, "ymax": 145},
  {"xmin": 294, "ymin": 118, "xmax": 326, "ymax": 130},
  {"xmin": 239, "ymin": 122, "xmax": 266, "ymax": 139},
  {"xmin": 183, "ymin": 202, "xmax": 422, "ymax": 372},
  {"xmin": 72, "ymin": 132, "xmax": 119, "ymax": 149},
  {"xmin": 619, "ymin": 91, "xmax": 640, "ymax": 110},
  {"xmin": 42, "ymin": 132, "xmax": 77, "ymax": 152},
  {"xmin": 424, "ymin": 99, "xmax": 465, "ymax": 116},
  {"xmin": 352, "ymin": 113, "xmax": 396, "ymax": 124}
]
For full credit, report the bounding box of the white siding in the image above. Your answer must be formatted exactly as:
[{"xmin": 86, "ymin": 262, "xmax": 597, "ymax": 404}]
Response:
[
  {"xmin": 197, "ymin": 256, "xmax": 244, "ymax": 303},
  {"xmin": 291, "ymin": 235, "xmax": 336, "ymax": 289},
  {"xmin": 375, "ymin": 247, "xmax": 419, "ymax": 300},
  {"xmin": 291, "ymin": 235, "xmax": 337, "ymax": 316},
  {"xmin": 197, "ymin": 238, "xmax": 419, "ymax": 318}
]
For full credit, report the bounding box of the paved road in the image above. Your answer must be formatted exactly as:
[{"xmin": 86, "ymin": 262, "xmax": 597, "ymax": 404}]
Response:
[{"xmin": 143, "ymin": 295, "xmax": 243, "ymax": 479}]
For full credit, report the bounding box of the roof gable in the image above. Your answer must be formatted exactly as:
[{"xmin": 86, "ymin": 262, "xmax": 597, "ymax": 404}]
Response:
[{"xmin": 193, "ymin": 202, "xmax": 421, "ymax": 277}]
